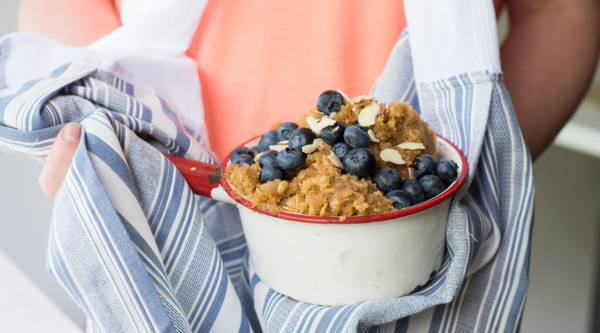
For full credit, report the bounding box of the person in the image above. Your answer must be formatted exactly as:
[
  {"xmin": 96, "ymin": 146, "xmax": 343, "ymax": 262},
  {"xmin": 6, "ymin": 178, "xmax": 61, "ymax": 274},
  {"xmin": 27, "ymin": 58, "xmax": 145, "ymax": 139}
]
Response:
[{"xmin": 18, "ymin": 0, "xmax": 600, "ymax": 198}]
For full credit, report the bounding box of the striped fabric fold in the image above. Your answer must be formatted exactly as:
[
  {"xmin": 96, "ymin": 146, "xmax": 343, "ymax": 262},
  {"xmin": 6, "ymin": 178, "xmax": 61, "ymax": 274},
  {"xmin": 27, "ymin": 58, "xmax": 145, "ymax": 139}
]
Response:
[
  {"xmin": 1, "ymin": 60, "xmax": 251, "ymax": 332},
  {"xmin": 0, "ymin": 29, "xmax": 533, "ymax": 333}
]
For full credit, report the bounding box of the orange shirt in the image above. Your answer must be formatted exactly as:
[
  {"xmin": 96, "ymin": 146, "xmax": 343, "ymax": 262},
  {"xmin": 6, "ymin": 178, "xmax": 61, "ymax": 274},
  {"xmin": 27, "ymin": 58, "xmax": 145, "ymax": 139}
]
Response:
[
  {"xmin": 42, "ymin": 0, "xmax": 407, "ymax": 159},
  {"xmin": 187, "ymin": 0, "xmax": 405, "ymax": 159}
]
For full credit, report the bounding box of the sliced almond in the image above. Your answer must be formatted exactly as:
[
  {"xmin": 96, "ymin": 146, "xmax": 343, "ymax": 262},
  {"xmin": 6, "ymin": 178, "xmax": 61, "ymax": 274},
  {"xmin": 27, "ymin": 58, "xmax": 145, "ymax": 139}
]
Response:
[
  {"xmin": 358, "ymin": 109, "xmax": 376, "ymax": 127},
  {"xmin": 327, "ymin": 154, "xmax": 343, "ymax": 169},
  {"xmin": 269, "ymin": 145, "xmax": 288, "ymax": 152},
  {"xmin": 355, "ymin": 100, "xmax": 373, "ymax": 107},
  {"xmin": 306, "ymin": 115, "xmax": 336, "ymax": 135},
  {"xmin": 351, "ymin": 95, "xmax": 376, "ymax": 103},
  {"xmin": 408, "ymin": 167, "xmax": 416, "ymax": 180},
  {"xmin": 332, "ymin": 126, "xmax": 340, "ymax": 133},
  {"xmin": 398, "ymin": 142, "xmax": 426, "ymax": 150},
  {"xmin": 306, "ymin": 116, "xmax": 319, "ymax": 130},
  {"xmin": 367, "ymin": 102, "xmax": 381, "ymax": 114},
  {"xmin": 329, "ymin": 112, "xmax": 337, "ymax": 118},
  {"xmin": 302, "ymin": 145, "xmax": 318, "ymax": 154},
  {"xmin": 277, "ymin": 140, "xmax": 289, "ymax": 145},
  {"xmin": 302, "ymin": 138, "xmax": 325, "ymax": 154},
  {"xmin": 354, "ymin": 98, "xmax": 377, "ymax": 108},
  {"xmin": 351, "ymin": 95, "xmax": 366, "ymax": 104},
  {"xmin": 358, "ymin": 103, "xmax": 380, "ymax": 127},
  {"xmin": 320, "ymin": 147, "xmax": 343, "ymax": 169},
  {"xmin": 380, "ymin": 149, "xmax": 406, "ymax": 165},
  {"xmin": 254, "ymin": 151, "xmax": 265, "ymax": 162},
  {"xmin": 337, "ymin": 89, "xmax": 353, "ymax": 105},
  {"xmin": 368, "ymin": 129, "xmax": 380, "ymax": 143}
]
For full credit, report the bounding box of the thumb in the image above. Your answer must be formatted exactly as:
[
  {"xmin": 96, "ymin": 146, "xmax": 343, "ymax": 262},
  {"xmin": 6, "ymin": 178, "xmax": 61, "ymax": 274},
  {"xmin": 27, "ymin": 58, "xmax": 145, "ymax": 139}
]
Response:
[{"xmin": 39, "ymin": 123, "xmax": 82, "ymax": 199}]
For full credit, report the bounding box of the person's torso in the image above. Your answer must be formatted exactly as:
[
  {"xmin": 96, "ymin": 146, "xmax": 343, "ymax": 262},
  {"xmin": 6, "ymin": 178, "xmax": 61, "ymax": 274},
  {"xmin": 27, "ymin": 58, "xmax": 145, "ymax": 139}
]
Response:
[{"xmin": 187, "ymin": 0, "xmax": 406, "ymax": 159}]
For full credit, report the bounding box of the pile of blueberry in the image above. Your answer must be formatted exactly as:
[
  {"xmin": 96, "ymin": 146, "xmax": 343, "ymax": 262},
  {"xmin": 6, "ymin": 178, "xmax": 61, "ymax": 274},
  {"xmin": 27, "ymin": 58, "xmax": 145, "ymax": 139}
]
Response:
[
  {"xmin": 228, "ymin": 89, "xmax": 459, "ymax": 211},
  {"xmin": 377, "ymin": 155, "xmax": 458, "ymax": 209},
  {"xmin": 230, "ymin": 120, "xmax": 309, "ymax": 184},
  {"xmin": 231, "ymin": 90, "xmax": 380, "ymax": 182}
]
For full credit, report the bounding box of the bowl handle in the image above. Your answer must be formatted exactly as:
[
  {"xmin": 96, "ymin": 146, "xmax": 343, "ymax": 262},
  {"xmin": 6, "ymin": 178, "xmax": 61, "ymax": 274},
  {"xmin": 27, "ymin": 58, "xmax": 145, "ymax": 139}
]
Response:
[{"xmin": 163, "ymin": 154, "xmax": 222, "ymax": 198}]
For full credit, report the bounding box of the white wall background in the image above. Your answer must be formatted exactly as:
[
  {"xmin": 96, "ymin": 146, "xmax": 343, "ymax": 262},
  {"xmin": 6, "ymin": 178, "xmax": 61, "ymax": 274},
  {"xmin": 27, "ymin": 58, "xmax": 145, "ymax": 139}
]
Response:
[{"xmin": 0, "ymin": 2, "xmax": 599, "ymax": 332}]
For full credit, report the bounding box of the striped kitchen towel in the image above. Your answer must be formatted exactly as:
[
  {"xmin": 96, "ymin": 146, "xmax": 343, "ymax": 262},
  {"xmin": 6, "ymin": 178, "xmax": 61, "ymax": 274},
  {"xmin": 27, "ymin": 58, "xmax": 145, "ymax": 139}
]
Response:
[{"xmin": 0, "ymin": 18, "xmax": 533, "ymax": 333}]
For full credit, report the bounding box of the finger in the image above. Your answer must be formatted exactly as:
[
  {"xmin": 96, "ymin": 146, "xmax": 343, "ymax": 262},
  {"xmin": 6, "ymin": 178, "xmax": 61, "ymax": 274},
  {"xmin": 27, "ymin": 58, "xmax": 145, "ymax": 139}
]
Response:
[{"xmin": 39, "ymin": 123, "xmax": 82, "ymax": 199}]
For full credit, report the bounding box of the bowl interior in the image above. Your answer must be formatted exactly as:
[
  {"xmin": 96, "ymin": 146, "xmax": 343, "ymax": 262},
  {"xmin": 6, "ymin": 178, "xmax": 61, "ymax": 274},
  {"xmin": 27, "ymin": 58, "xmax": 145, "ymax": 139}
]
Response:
[{"xmin": 220, "ymin": 134, "xmax": 468, "ymax": 224}]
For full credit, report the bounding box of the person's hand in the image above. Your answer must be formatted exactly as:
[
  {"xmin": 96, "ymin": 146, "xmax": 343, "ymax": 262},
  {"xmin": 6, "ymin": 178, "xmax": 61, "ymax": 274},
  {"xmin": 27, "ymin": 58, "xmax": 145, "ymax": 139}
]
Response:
[{"xmin": 39, "ymin": 123, "xmax": 81, "ymax": 198}]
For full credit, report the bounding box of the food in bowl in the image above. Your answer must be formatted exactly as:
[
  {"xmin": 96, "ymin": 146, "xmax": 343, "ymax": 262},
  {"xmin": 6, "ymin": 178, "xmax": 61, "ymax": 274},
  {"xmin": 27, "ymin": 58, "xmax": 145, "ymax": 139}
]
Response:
[
  {"xmin": 225, "ymin": 90, "xmax": 459, "ymax": 218},
  {"xmin": 162, "ymin": 91, "xmax": 467, "ymax": 306}
]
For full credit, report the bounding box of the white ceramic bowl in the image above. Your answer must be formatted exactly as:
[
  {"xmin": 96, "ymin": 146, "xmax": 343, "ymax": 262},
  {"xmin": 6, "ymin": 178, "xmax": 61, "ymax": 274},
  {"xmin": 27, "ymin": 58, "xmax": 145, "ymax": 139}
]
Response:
[{"xmin": 212, "ymin": 135, "xmax": 468, "ymax": 306}]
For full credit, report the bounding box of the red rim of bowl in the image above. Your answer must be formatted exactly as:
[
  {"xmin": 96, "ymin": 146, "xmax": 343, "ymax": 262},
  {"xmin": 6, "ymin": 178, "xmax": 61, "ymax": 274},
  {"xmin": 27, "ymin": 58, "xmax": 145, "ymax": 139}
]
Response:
[{"xmin": 219, "ymin": 134, "xmax": 468, "ymax": 224}]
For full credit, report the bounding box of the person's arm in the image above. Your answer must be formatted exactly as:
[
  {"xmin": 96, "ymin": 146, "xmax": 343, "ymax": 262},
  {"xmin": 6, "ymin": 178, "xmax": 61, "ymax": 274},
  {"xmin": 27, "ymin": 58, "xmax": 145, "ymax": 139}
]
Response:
[
  {"xmin": 18, "ymin": 0, "xmax": 121, "ymax": 197},
  {"xmin": 501, "ymin": 0, "xmax": 600, "ymax": 161},
  {"xmin": 18, "ymin": 0, "xmax": 121, "ymax": 47}
]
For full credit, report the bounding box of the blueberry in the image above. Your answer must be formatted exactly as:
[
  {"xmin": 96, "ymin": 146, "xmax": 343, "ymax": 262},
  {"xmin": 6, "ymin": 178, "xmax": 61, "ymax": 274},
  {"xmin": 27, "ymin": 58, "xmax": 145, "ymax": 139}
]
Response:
[
  {"xmin": 276, "ymin": 148, "xmax": 306, "ymax": 173},
  {"xmin": 344, "ymin": 126, "xmax": 371, "ymax": 148},
  {"xmin": 413, "ymin": 154, "xmax": 436, "ymax": 179},
  {"xmin": 372, "ymin": 167, "xmax": 403, "ymax": 194},
  {"xmin": 385, "ymin": 190, "xmax": 412, "ymax": 209},
  {"xmin": 343, "ymin": 148, "xmax": 376, "ymax": 178},
  {"xmin": 258, "ymin": 150, "xmax": 278, "ymax": 168},
  {"xmin": 419, "ymin": 174, "xmax": 445, "ymax": 198},
  {"xmin": 257, "ymin": 129, "xmax": 278, "ymax": 153},
  {"xmin": 231, "ymin": 154, "xmax": 254, "ymax": 167},
  {"xmin": 401, "ymin": 179, "xmax": 426, "ymax": 205},
  {"xmin": 321, "ymin": 121, "xmax": 346, "ymax": 145},
  {"xmin": 316, "ymin": 90, "xmax": 345, "ymax": 116},
  {"xmin": 435, "ymin": 159, "xmax": 459, "ymax": 186},
  {"xmin": 276, "ymin": 122, "xmax": 299, "ymax": 142},
  {"xmin": 289, "ymin": 127, "xmax": 317, "ymax": 152},
  {"xmin": 331, "ymin": 142, "xmax": 351, "ymax": 160},
  {"xmin": 260, "ymin": 165, "xmax": 284, "ymax": 183},
  {"xmin": 231, "ymin": 146, "xmax": 253, "ymax": 160}
]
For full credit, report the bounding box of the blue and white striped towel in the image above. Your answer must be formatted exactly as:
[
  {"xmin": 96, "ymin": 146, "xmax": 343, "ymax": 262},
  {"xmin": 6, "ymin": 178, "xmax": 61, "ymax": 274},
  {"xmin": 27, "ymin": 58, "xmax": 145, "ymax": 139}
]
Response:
[{"xmin": 0, "ymin": 10, "xmax": 533, "ymax": 333}]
